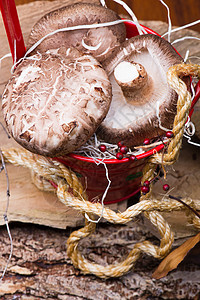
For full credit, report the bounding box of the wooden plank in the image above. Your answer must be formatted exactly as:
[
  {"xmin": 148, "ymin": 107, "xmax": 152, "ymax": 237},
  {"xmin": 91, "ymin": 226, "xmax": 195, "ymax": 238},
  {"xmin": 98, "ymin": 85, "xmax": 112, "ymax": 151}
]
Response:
[
  {"xmin": 0, "ymin": 0, "xmax": 200, "ymax": 233},
  {"xmin": 0, "ymin": 220, "xmax": 199, "ymax": 299},
  {"xmin": 151, "ymin": 140, "xmax": 200, "ymax": 241}
]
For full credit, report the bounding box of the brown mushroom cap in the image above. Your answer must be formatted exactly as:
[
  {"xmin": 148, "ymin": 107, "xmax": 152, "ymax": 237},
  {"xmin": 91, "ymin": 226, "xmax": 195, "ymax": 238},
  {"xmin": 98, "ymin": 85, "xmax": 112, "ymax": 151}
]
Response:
[
  {"xmin": 2, "ymin": 48, "xmax": 112, "ymax": 157},
  {"xmin": 97, "ymin": 34, "xmax": 190, "ymax": 146},
  {"xmin": 27, "ymin": 3, "xmax": 126, "ymax": 63}
]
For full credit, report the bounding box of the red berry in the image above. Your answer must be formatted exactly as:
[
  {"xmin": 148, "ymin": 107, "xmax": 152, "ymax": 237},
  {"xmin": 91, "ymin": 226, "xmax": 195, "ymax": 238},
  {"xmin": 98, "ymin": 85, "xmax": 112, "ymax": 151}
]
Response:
[
  {"xmin": 99, "ymin": 144, "xmax": 106, "ymax": 152},
  {"xmin": 129, "ymin": 155, "xmax": 137, "ymax": 162},
  {"xmin": 143, "ymin": 180, "xmax": 150, "ymax": 187},
  {"xmin": 163, "ymin": 184, "xmax": 170, "ymax": 191},
  {"xmin": 166, "ymin": 131, "xmax": 174, "ymax": 138},
  {"xmin": 143, "ymin": 138, "xmax": 150, "ymax": 145},
  {"xmin": 116, "ymin": 152, "xmax": 123, "ymax": 160},
  {"xmin": 141, "ymin": 185, "xmax": 150, "ymax": 194},
  {"xmin": 120, "ymin": 145, "xmax": 128, "ymax": 154},
  {"xmin": 118, "ymin": 141, "xmax": 124, "ymax": 148}
]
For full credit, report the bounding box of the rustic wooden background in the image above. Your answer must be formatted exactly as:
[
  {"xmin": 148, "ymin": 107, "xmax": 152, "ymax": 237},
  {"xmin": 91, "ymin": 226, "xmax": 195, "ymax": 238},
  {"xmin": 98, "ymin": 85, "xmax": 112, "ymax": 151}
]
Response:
[
  {"xmin": 15, "ymin": 0, "xmax": 200, "ymax": 32},
  {"xmin": 0, "ymin": 0, "xmax": 200, "ymax": 298}
]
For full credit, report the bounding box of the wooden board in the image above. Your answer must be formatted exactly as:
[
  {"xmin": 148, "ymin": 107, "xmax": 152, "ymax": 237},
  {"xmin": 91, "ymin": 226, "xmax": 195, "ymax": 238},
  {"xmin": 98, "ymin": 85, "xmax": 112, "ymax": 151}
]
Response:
[
  {"xmin": 0, "ymin": 220, "xmax": 199, "ymax": 299},
  {"xmin": 151, "ymin": 140, "xmax": 200, "ymax": 241},
  {"xmin": 0, "ymin": 0, "xmax": 200, "ymax": 233}
]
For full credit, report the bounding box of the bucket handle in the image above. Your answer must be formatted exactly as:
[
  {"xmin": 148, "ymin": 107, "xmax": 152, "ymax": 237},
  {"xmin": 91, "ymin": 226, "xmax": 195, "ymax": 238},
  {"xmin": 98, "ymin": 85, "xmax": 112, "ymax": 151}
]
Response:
[
  {"xmin": 0, "ymin": 0, "xmax": 26, "ymax": 62},
  {"xmin": 189, "ymin": 79, "xmax": 200, "ymax": 118}
]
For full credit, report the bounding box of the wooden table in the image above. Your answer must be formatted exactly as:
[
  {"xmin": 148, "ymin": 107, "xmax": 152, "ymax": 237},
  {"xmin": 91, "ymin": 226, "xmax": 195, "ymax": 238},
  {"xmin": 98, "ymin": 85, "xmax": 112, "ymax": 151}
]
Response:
[{"xmin": 0, "ymin": 1, "xmax": 200, "ymax": 298}]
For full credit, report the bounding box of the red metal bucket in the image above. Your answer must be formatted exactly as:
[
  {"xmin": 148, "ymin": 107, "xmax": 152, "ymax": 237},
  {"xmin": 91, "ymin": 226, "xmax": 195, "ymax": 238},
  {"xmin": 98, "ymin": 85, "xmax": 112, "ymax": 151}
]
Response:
[
  {"xmin": 54, "ymin": 22, "xmax": 200, "ymax": 205},
  {"xmin": 55, "ymin": 144, "xmax": 165, "ymax": 205}
]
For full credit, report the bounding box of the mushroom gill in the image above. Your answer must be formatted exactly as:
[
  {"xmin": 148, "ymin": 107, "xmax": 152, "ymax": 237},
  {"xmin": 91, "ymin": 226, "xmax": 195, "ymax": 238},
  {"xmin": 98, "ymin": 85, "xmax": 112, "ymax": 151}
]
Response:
[{"xmin": 97, "ymin": 34, "xmax": 190, "ymax": 147}]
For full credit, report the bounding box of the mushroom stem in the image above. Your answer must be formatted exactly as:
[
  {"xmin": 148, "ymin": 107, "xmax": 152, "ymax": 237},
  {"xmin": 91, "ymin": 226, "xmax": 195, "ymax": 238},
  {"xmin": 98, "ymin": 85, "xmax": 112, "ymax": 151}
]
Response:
[{"xmin": 114, "ymin": 61, "xmax": 153, "ymax": 104}]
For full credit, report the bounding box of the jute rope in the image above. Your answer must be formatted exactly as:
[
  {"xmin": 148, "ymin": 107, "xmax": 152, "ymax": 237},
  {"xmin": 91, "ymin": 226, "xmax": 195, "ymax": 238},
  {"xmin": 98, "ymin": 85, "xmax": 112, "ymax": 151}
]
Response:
[{"xmin": 1, "ymin": 63, "xmax": 200, "ymax": 278}]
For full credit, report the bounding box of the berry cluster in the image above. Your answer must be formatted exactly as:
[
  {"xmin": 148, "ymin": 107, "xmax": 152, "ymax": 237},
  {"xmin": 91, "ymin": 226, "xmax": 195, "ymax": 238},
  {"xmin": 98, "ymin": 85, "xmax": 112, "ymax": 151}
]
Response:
[
  {"xmin": 99, "ymin": 141, "xmax": 137, "ymax": 161},
  {"xmin": 140, "ymin": 131, "xmax": 174, "ymax": 194},
  {"xmin": 143, "ymin": 131, "xmax": 174, "ymax": 146},
  {"xmin": 140, "ymin": 178, "xmax": 170, "ymax": 195},
  {"xmin": 99, "ymin": 131, "xmax": 174, "ymax": 161},
  {"xmin": 141, "ymin": 180, "xmax": 150, "ymax": 194},
  {"xmin": 116, "ymin": 141, "xmax": 128, "ymax": 160}
]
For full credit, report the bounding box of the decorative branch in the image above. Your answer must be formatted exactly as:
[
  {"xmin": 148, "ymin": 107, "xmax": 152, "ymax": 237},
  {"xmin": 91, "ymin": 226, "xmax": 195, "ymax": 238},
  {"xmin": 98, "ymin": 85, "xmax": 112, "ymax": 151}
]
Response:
[{"xmin": 169, "ymin": 194, "xmax": 200, "ymax": 219}]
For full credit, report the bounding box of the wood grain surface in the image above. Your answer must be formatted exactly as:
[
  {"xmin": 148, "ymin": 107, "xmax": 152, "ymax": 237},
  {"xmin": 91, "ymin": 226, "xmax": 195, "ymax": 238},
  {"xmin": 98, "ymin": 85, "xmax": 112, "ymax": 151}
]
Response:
[
  {"xmin": 0, "ymin": 1, "xmax": 200, "ymax": 298},
  {"xmin": 15, "ymin": 0, "xmax": 200, "ymax": 32},
  {"xmin": 0, "ymin": 0, "xmax": 200, "ymax": 235}
]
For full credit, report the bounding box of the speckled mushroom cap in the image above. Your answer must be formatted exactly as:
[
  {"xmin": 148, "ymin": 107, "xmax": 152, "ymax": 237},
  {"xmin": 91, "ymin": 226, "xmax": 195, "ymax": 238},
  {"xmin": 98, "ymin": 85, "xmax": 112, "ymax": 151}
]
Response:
[
  {"xmin": 98, "ymin": 34, "xmax": 189, "ymax": 147},
  {"xmin": 27, "ymin": 3, "xmax": 126, "ymax": 63},
  {"xmin": 2, "ymin": 48, "xmax": 112, "ymax": 157}
]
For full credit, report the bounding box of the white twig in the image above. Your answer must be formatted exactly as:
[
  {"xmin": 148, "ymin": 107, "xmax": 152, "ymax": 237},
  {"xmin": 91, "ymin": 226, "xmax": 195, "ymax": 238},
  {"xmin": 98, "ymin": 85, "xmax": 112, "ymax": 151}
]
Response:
[
  {"xmin": 20, "ymin": 20, "xmax": 132, "ymax": 61},
  {"xmin": 184, "ymin": 50, "xmax": 190, "ymax": 62},
  {"xmin": 171, "ymin": 36, "xmax": 200, "ymax": 45},
  {"xmin": 99, "ymin": 0, "xmax": 106, "ymax": 6},
  {"xmin": 111, "ymin": 0, "xmax": 147, "ymax": 35},
  {"xmin": 162, "ymin": 20, "xmax": 200, "ymax": 38},
  {"xmin": 85, "ymin": 160, "xmax": 111, "ymax": 223},
  {"xmin": 184, "ymin": 133, "xmax": 200, "ymax": 147},
  {"xmin": 159, "ymin": 0, "xmax": 172, "ymax": 42},
  {"xmin": 0, "ymin": 53, "xmax": 12, "ymax": 69},
  {"xmin": 82, "ymin": 39, "xmax": 102, "ymax": 51}
]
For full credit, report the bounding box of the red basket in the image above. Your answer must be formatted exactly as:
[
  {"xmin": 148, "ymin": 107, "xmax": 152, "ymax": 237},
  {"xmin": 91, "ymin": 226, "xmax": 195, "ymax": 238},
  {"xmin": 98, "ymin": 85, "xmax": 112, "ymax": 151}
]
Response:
[
  {"xmin": 55, "ymin": 143, "xmax": 165, "ymax": 205},
  {"xmin": 53, "ymin": 21, "xmax": 196, "ymax": 205},
  {"xmin": 1, "ymin": 2, "xmax": 200, "ymax": 205},
  {"xmin": 54, "ymin": 21, "xmax": 200, "ymax": 205}
]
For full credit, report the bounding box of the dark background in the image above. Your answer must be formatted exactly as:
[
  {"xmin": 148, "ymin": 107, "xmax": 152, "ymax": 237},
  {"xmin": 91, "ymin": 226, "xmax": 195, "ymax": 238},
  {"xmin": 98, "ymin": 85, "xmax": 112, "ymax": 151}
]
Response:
[{"xmin": 16, "ymin": 0, "xmax": 200, "ymax": 32}]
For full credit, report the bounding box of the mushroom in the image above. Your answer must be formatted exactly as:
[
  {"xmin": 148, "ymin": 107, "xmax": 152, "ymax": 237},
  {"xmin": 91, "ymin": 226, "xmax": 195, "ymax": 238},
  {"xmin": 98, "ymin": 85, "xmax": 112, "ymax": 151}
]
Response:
[
  {"xmin": 27, "ymin": 3, "xmax": 126, "ymax": 63},
  {"xmin": 97, "ymin": 34, "xmax": 190, "ymax": 147},
  {"xmin": 2, "ymin": 48, "xmax": 112, "ymax": 157}
]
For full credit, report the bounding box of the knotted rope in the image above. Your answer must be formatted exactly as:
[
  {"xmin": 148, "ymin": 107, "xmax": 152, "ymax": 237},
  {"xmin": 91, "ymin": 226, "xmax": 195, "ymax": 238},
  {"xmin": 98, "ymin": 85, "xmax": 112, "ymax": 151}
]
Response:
[{"xmin": 1, "ymin": 63, "xmax": 200, "ymax": 278}]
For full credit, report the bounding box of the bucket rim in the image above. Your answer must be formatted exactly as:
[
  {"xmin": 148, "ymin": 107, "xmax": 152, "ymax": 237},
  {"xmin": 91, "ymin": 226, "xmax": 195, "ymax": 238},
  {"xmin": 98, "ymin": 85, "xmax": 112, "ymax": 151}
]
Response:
[{"xmin": 68, "ymin": 143, "xmax": 165, "ymax": 164}]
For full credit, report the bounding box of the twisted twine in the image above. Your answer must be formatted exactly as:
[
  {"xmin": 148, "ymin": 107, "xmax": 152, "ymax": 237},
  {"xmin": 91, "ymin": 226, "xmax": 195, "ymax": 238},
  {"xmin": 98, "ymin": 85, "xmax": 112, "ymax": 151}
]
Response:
[{"xmin": 1, "ymin": 63, "xmax": 200, "ymax": 278}]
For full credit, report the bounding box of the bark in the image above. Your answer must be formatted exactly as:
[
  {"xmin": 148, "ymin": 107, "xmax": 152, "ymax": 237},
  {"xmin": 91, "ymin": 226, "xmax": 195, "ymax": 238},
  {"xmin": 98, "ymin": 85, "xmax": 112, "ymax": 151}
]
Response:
[{"xmin": 0, "ymin": 221, "xmax": 200, "ymax": 299}]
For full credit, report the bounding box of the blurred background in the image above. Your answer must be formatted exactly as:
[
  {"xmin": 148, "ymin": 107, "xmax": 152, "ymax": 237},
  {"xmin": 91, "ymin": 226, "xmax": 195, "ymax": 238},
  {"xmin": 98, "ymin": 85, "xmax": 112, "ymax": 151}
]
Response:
[{"xmin": 15, "ymin": 0, "xmax": 200, "ymax": 32}]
